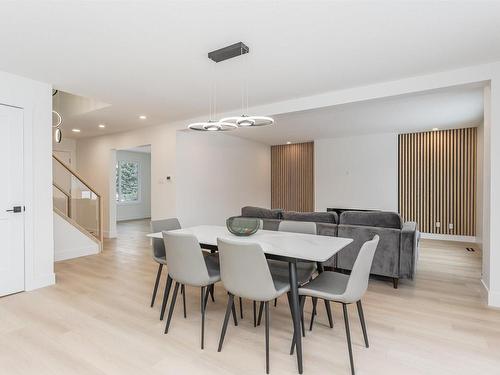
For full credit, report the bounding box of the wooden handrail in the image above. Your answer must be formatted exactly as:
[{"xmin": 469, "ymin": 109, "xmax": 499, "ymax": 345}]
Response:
[
  {"xmin": 52, "ymin": 153, "xmax": 103, "ymax": 248},
  {"xmin": 52, "ymin": 154, "xmax": 101, "ymax": 198},
  {"xmin": 53, "ymin": 182, "xmax": 71, "ymax": 217},
  {"xmin": 53, "ymin": 182, "xmax": 70, "ymax": 200}
]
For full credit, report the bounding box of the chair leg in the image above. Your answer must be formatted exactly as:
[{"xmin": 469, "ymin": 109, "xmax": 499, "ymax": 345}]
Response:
[
  {"xmin": 356, "ymin": 300, "xmax": 369, "ymax": 348},
  {"xmin": 201, "ymin": 286, "xmax": 206, "ymax": 349},
  {"xmin": 342, "ymin": 303, "xmax": 355, "ymax": 375},
  {"xmin": 164, "ymin": 282, "xmax": 180, "ymax": 334},
  {"xmin": 181, "ymin": 284, "xmax": 187, "ymax": 318},
  {"xmin": 253, "ymin": 300, "xmax": 257, "ymax": 327},
  {"xmin": 218, "ymin": 294, "xmax": 234, "ymax": 352},
  {"xmin": 210, "ymin": 284, "xmax": 216, "ymax": 302},
  {"xmin": 309, "ymin": 297, "xmax": 318, "ymax": 331},
  {"xmin": 160, "ymin": 275, "xmax": 172, "ymax": 321},
  {"xmin": 325, "ymin": 300, "xmax": 334, "ymax": 328},
  {"xmin": 287, "ymin": 292, "xmax": 297, "ymax": 355},
  {"xmin": 231, "ymin": 297, "xmax": 239, "ymax": 326},
  {"xmin": 204, "ymin": 285, "xmax": 210, "ymax": 311},
  {"xmin": 274, "ymin": 298, "xmax": 277, "ymax": 307},
  {"xmin": 392, "ymin": 277, "xmax": 399, "ymax": 289},
  {"xmin": 151, "ymin": 264, "xmax": 163, "ymax": 307},
  {"xmin": 257, "ymin": 301, "xmax": 264, "ymax": 326},
  {"xmin": 264, "ymin": 301, "xmax": 270, "ymax": 374},
  {"xmin": 239, "ymin": 297, "xmax": 244, "ymax": 319},
  {"xmin": 299, "ymin": 296, "xmax": 306, "ymax": 337}
]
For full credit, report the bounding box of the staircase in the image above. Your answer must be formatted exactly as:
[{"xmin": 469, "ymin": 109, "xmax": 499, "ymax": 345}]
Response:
[{"xmin": 53, "ymin": 154, "xmax": 103, "ymax": 260}]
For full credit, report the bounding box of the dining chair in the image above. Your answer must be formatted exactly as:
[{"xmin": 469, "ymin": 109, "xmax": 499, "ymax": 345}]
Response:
[
  {"xmin": 217, "ymin": 238, "xmax": 291, "ymax": 374},
  {"xmin": 294, "ymin": 235, "xmax": 380, "ymax": 375},
  {"xmin": 150, "ymin": 218, "xmax": 188, "ymax": 321},
  {"xmin": 256, "ymin": 221, "xmax": 327, "ymax": 331},
  {"xmin": 162, "ymin": 231, "xmax": 231, "ymax": 349}
]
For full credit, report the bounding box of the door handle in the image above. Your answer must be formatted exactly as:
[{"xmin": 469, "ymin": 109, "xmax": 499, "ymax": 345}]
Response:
[{"xmin": 6, "ymin": 206, "xmax": 23, "ymax": 213}]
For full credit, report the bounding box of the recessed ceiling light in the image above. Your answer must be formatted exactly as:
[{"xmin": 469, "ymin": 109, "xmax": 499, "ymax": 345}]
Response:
[
  {"xmin": 286, "ymin": 141, "xmax": 292, "ymax": 145},
  {"xmin": 72, "ymin": 129, "xmax": 81, "ymax": 133},
  {"xmin": 139, "ymin": 115, "xmax": 147, "ymax": 120},
  {"xmin": 432, "ymin": 127, "xmax": 439, "ymax": 131},
  {"xmin": 98, "ymin": 124, "xmax": 106, "ymax": 128}
]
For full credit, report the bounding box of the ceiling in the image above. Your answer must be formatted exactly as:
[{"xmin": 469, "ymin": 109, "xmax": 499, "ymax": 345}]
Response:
[
  {"xmin": 0, "ymin": 1, "xmax": 498, "ymax": 138},
  {"xmin": 229, "ymin": 84, "xmax": 484, "ymax": 145}
]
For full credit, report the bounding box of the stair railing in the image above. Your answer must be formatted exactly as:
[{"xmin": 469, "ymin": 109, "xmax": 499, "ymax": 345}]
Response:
[{"xmin": 52, "ymin": 154, "xmax": 103, "ymax": 245}]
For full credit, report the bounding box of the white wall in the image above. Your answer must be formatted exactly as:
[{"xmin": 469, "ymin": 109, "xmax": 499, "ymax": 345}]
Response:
[
  {"xmin": 53, "ymin": 212, "xmax": 99, "ymax": 261},
  {"xmin": 482, "ymin": 86, "xmax": 492, "ymax": 294},
  {"xmin": 76, "ymin": 124, "xmax": 270, "ymax": 238},
  {"xmin": 0, "ymin": 70, "xmax": 53, "ymax": 291},
  {"xmin": 116, "ymin": 150, "xmax": 151, "ymax": 221},
  {"xmin": 77, "ymin": 125, "xmax": 177, "ymax": 238},
  {"xmin": 315, "ymin": 133, "xmax": 398, "ymax": 212},
  {"xmin": 176, "ymin": 132, "xmax": 270, "ymax": 227},
  {"xmin": 53, "ymin": 137, "xmax": 77, "ymax": 167},
  {"xmin": 476, "ymin": 122, "xmax": 484, "ymax": 248}
]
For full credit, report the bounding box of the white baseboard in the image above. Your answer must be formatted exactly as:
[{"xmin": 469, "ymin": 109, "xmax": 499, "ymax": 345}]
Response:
[
  {"xmin": 116, "ymin": 216, "xmax": 151, "ymax": 222},
  {"xmin": 480, "ymin": 279, "xmax": 500, "ymax": 308},
  {"xmin": 25, "ymin": 272, "xmax": 56, "ymax": 291},
  {"xmin": 420, "ymin": 232, "xmax": 478, "ymax": 243},
  {"xmin": 55, "ymin": 246, "xmax": 99, "ymax": 262},
  {"xmin": 104, "ymin": 230, "xmax": 117, "ymax": 239},
  {"xmin": 488, "ymin": 290, "xmax": 500, "ymax": 308}
]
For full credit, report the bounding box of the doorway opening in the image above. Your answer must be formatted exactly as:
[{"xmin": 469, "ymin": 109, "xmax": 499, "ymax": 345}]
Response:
[{"xmin": 113, "ymin": 145, "xmax": 152, "ymax": 239}]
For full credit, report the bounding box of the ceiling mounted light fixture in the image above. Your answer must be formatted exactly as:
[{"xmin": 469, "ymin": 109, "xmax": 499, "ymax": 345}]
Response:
[
  {"xmin": 188, "ymin": 42, "xmax": 273, "ymax": 131},
  {"xmin": 217, "ymin": 42, "xmax": 274, "ymax": 128},
  {"xmin": 52, "ymin": 89, "xmax": 63, "ymax": 143},
  {"xmin": 187, "ymin": 47, "xmax": 238, "ymax": 132},
  {"xmin": 52, "ymin": 89, "xmax": 63, "ymax": 128},
  {"xmin": 54, "ymin": 128, "xmax": 62, "ymax": 143}
]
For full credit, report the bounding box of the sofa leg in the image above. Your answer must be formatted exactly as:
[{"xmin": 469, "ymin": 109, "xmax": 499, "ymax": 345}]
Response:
[{"xmin": 392, "ymin": 278, "xmax": 399, "ymax": 289}]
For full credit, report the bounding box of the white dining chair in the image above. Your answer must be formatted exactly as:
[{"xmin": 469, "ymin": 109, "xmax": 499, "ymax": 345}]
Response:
[
  {"xmin": 293, "ymin": 235, "xmax": 380, "ymax": 375},
  {"xmin": 217, "ymin": 237, "xmax": 291, "ymax": 374},
  {"xmin": 162, "ymin": 231, "xmax": 230, "ymax": 349}
]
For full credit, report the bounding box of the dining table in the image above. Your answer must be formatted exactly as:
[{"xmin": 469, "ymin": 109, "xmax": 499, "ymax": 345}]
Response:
[{"xmin": 147, "ymin": 225, "xmax": 353, "ymax": 374}]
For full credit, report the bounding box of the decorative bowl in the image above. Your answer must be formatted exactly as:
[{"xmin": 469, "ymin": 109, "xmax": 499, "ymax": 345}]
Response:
[{"xmin": 226, "ymin": 216, "xmax": 261, "ymax": 237}]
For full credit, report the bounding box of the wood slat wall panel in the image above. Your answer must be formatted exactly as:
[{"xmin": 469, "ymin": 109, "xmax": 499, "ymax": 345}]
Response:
[
  {"xmin": 398, "ymin": 128, "xmax": 476, "ymax": 235},
  {"xmin": 271, "ymin": 142, "xmax": 314, "ymax": 212}
]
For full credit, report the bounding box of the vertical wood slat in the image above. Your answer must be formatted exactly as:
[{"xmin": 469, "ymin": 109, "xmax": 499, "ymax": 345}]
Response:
[
  {"xmin": 271, "ymin": 142, "xmax": 314, "ymax": 212},
  {"xmin": 398, "ymin": 128, "xmax": 476, "ymax": 236}
]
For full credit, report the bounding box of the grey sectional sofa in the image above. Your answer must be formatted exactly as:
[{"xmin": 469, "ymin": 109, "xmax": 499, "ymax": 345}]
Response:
[{"xmin": 239, "ymin": 206, "xmax": 419, "ymax": 288}]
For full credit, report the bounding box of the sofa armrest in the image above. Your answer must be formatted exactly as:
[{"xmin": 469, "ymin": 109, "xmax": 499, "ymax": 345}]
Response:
[{"xmin": 399, "ymin": 221, "xmax": 419, "ymax": 279}]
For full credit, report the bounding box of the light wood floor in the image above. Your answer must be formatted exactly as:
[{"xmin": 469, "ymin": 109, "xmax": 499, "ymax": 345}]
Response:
[{"xmin": 1, "ymin": 220, "xmax": 499, "ymax": 375}]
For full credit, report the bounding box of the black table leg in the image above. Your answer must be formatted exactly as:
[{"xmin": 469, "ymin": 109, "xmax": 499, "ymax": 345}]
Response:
[{"xmin": 289, "ymin": 261, "xmax": 303, "ymax": 374}]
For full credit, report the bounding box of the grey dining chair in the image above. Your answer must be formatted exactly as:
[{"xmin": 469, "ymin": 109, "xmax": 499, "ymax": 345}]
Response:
[
  {"xmin": 217, "ymin": 238, "xmax": 291, "ymax": 374},
  {"xmin": 256, "ymin": 220, "xmax": 327, "ymax": 331},
  {"xmin": 294, "ymin": 235, "xmax": 380, "ymax": 375},
  {"xmin": 150, "ymin": 218, "xmax": 188, "ymax": 321},
  {"xmin": 162, "ymin": 231, "xmax": 230, "ymax": 349}
]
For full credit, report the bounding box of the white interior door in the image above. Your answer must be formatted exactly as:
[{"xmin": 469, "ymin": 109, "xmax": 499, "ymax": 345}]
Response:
[{"xmin": 0, "ymin": 105, "xmax": 24, "ymax": 296}]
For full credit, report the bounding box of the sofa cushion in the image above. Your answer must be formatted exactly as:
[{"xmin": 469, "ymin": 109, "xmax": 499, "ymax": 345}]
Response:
[
  {"xmin": 241, "ymin": 206, "xmax": 282, "ymax": 219},
  {"xmin": 261, "ymin": 218, "xmax": 281, "ymax": 231},
  {"xmin": 337, "ymin": 225, "xmax": 401, "ymax": 277},
  {"xmin": 282, "ymin": 211, "xmax": 338, "ymax": 224},
  {"xmin": 340, "ymin": 211, "xmax": 402, "ymax": 229}
]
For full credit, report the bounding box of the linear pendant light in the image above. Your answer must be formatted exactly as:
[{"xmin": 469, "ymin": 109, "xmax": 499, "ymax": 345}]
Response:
[
  {"xmin": 219, "ymin": 42, "xmax": 274, "ymax": 128},
  {"xmin": 187, "ymin": 42, "xmax": 274, "ymax": 131},
  {"xmin": 187, "ymin": 45, "xmax": 237, "ymax": 132}
]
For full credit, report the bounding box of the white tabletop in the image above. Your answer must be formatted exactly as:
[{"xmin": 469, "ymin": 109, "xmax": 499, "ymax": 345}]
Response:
[{"xmin": 147, "ymin": 225, "xmax": 353, "ymax": 263}]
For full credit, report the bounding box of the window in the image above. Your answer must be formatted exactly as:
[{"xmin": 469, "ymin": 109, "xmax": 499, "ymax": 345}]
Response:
[{"xmin": 116, "ymin": 160, "xmax": 140, "ymax": 203}]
